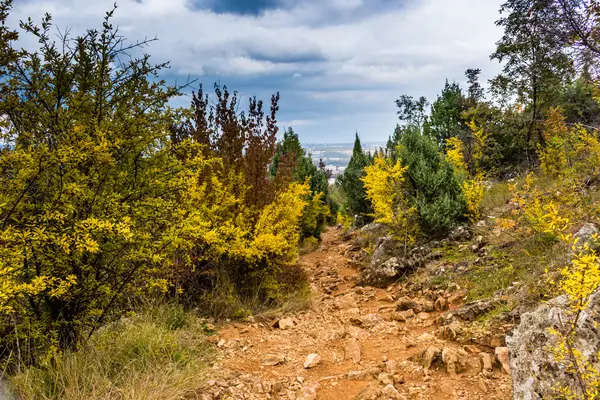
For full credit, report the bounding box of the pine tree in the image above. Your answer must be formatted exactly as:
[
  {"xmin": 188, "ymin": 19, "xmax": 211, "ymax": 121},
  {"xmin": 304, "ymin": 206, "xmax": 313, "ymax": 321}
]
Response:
[
  {"xmin": 427, "ymin": 80, "xmax": 469, "ymax": 147},
  {"xmin": 337, "ymin": 133, "xmax": 373, "ymax": 224}
]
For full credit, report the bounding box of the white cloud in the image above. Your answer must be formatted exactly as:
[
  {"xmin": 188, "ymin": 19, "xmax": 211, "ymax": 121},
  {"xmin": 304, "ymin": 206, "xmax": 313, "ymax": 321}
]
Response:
[{"xmin": 7, "ymin": 0, "xmax": 505, "ymax": 142}]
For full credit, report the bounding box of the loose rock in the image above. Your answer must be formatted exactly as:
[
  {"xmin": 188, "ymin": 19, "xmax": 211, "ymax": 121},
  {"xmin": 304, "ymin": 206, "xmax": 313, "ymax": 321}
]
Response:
[
  {"xmin": 480, "ymin": 352, "xmax": 493, "ymax": 377},
  {"xmin": 442, "ymin": 347, "xmax": 459, "ymax": 377},
  {"xmin": 377, "ymin": 372, "xmax": 394, "ymax": 385},
  {"xmin": 381, "ymin": 384, "xmax": 407, "ymax": 400},
  {"xmin": 344, "ymin": 339, "xmax": 362, "ymax": 363},
  {"xmin": 296, "ymin": 383, "xmax": 321, "ymax": 400},
  {"xmin": 390, "ymin": 309, "xmax": 416, "ymax": 322},
  {"xmin": 263, "ymin": 353, "xmax": 286, "ymax": 366},
  {"xmin": 494, "ymin": 347, "xmax": 510, "ymax": 375},
  {"xmin": 274, "ymin": 317, "xmax": 295, "ymax": 330},
  {"xmin": 303, "ymin": 353, "xmax": 321, "ymax": 369}
]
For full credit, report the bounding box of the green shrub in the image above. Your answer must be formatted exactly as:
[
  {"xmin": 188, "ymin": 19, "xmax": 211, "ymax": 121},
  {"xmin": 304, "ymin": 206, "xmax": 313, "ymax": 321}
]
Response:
[{"xmin": 398, "ymin": 129, "xmax": 467, "ymax": 236}]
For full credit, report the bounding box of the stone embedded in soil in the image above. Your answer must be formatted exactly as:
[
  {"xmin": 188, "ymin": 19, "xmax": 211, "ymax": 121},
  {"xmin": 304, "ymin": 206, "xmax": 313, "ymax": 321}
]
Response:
[
  {"xmin": 377, "ymin": 372, "xmax": 395, "ymax": 385},
  {"xmin": 436, "ymin": 320, "xmax": 463, "ymax": 341},
  {"xmin": 478, "ymin": 377, "xmax": 489, "ymax": 394},
  {"xmin": 447, "ymin": 292, "xmax": 467, "ymax": 306},
  {"xmin": 451, "ymin": 298, "xmax": 507, "ymax": 322},
  {"xmin": 417, "ymin": 312, "xmax": 430, "ymax": 320},
  {"xmin": 360, "ymin": 313, "xmax": 383, "ymax": 329},
  {"xmin": 303, "ymin": 353, "xmax": 321, "ymax": 369},
  {"xmin": 296, "ymin": 383, "xmax": 321, "ymax": 400},
  {"xmin": 442, "ymin": 347, "xmax": 459, "ymax": 377},
  {"xmin": 274, "ymin": 317, "xmax": 296, "ymax": 330},
  {"xmin": 381, "ymin": 384, "xmax": 407, "ymax": 400},
  {"xmin": 344, "ymin": 339, "xmax": 362, "ymax": 363},
  {"xmin": 490, "ymin": 333, "xmax": 506, "ymax": 348},
  {"xmin": 384, "ymin": 360, "xmax": 399, "ymax": 374},
  {"xmin": 355, "ymin": 385, "xmax": 382, "ymax": 400},
  {"xmin": 495, "ymin": 347, "xmax": 510, "ymax": 375},
  {"xmin": 434, "ymin": 296, "xmax": 449, "ymax": 311},
  {"xmin": 390, "ymin": 309, "xmax": 416, "ymax": 322},
  {"xmin": 347, "ymin": 325, "xmax": 370, "ymax": 340},
  {"xmin": 416, "ymin": 332, "xmax": 436, "ymax": 342},
  {"xmin": 480, "ymin": 352, "xmax": 493, "ymax": 376},
  {"xmin": 422, "ymin": 346, "xmax": 441, "ymax": 370},
  {"xmin": 334, "ymin": 293, "xmax": 358, "ymax": 310},
  {"xmin": 396, "ymin": 296, "xmax": 421, "ymax": 312},
  {"xmin": 347, "ymin": 370, "xmax": 373, "ymax": 380},
  {"xmin": 263, "ymin": 353, "xmax": 286, "ymax": 366}
]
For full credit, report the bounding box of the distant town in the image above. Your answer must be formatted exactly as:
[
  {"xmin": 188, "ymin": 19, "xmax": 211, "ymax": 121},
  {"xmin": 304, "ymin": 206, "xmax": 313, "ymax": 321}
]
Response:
[{"xmin": 304, "ymin": 142, "xmax": 386, "ymax": 184}]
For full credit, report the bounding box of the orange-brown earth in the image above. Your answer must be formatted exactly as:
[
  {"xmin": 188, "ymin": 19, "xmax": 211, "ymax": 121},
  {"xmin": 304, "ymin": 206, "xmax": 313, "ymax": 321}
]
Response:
[{"xmin": 199, "ymin": 229, "xmax": 512, "ymax": 400}]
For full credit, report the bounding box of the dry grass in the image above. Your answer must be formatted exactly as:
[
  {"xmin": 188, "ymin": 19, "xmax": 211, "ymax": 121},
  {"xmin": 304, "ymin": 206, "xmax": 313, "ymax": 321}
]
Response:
[{"xmin": 9, "ymin": 304, "xmax": 214, "ymax": 400}]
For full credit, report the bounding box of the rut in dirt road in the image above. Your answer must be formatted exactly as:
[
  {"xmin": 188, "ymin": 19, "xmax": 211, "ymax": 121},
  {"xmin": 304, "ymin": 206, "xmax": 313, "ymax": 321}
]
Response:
[{"xmin": 199, "ymin": 229, "xmax": 513, "ymax": 400}]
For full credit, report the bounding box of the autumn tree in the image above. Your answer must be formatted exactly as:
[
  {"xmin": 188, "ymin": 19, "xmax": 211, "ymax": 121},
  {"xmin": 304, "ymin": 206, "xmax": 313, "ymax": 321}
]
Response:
[
  {"xmin": 0, "ymin": 3, "xmax": 308, "ymax": 369},
  {"xmin": 491, "ymin": 0, "xmax": 573, "ymax": 152},
  {"xmin": 172, "ymin": 84, "xmax": 280, "ymax": 213}
]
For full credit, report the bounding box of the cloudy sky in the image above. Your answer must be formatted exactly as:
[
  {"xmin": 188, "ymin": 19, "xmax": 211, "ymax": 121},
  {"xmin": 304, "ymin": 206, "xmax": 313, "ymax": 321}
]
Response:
[{"xmin": 8, "ymin": 0, "xmax": 505, "ymax": 143}]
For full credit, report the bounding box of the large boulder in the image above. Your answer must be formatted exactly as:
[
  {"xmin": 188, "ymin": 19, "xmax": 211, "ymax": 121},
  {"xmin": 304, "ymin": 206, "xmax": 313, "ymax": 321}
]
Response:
[
  {"xmin": 360, "ymin": 238, "xmax": 436, "ymax": 286},
  {"xmin": 359, "ymin": 222, "xmax": 387, "ymax": 236},
  {"xmin": 437, "ymin": 298, "xmax": 506, "ymax": 325},
  {"xmin": 507, "ymin": 290, "xmax": 600, "ymax": 399},
  {"xmin": 371, "ymin": 236, "xmax": 401, "ymax": 266}
]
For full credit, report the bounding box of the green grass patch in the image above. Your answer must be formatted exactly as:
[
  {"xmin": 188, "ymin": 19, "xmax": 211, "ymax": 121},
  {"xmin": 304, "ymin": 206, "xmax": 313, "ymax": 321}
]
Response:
[
  {"xmin": 475, "ymin": 303, "xmax": 512, "ymax": 326},
  {"xmin": 462, "ymin": 262, "xmax": 517, "ymax": 301},
  {"xmin": 482, "ymin": 181, "xmax": 512, "ymax": 214},
  {"xmin": 427, "ymin": 274, "xmax": 450, "ymax": 288}
]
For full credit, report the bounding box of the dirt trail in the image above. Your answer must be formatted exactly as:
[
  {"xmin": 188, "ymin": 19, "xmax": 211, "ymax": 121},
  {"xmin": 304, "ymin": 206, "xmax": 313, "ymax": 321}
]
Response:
[{"xmin": 202, "ymin": 229, "xmax": 512, "ymax": 400}]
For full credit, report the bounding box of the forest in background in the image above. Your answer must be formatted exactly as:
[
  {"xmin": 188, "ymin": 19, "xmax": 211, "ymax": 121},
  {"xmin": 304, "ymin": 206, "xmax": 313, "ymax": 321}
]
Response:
[{"xmin": 2, "ymin": 0, "xmax": 600, "ymax": 398}]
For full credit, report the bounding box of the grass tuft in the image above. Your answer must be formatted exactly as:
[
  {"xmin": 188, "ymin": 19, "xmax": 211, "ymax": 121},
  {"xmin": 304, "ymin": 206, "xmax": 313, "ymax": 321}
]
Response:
[{"xmin": 10, "ymin": 304, "xmax": 214, "ymax": 400}]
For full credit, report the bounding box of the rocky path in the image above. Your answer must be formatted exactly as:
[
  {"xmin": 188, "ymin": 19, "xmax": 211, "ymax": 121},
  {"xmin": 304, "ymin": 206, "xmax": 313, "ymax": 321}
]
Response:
[{"xmin": 200, "ymin": 229, "xmax": 512, "ymax": 400}]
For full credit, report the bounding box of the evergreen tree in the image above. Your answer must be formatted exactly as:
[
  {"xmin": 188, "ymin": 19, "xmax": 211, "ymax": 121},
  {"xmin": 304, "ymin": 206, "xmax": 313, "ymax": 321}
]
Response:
[
  {"xmin": 337, "ymin": 133, "xmax": 373, "ymax": 224},
  {"xmin": 270, "ymin": 127, "xmax": 303, "ymax": 179},
  {"xmin": 427, "ymin": 80, "xmax": 469, "ymax": 147},
  {"xmin": 398, "ymin": 130, "xmax": 467, "ymax": 236},
  {"xmin": 270, "ymin": 127, "xmax": 330, "ymax": 238},
  {"xmin": 465, "ymin": 68, "xmax": 484, "ymax": 104}
]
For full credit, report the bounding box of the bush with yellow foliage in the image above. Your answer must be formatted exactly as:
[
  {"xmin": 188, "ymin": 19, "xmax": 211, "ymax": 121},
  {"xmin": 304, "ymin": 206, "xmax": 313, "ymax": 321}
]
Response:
[
  {"xmin": 445, "ymin": 134, "xmax": 485, "ymax": 223},
  {"xmin": 0, "ymin": 5, "xmax": 310, "ymax": 370},
  {"xmin": 362, "ymin": 154, "xmax": 417, "ymax": 246},
  {"xmin": 505, "ymin": 107, "xmax": 600, "ymax": 398}
]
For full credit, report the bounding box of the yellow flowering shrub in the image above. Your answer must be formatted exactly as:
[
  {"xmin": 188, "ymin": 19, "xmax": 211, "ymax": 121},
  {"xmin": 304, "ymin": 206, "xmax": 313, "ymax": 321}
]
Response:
[
  {"xmin": 253, "ymin": 182, "xmax": 309, "ymax": 265},
  {"xmin": 445, "ymin": 135, "xmax": 484, "ymax": 223},
  {"xmin": 540, "ymin": 107, "xmax": 600, "ymax": 183},
  {"xmin": 446, "ymin": 136, "xmax": 467, "ymax": 173},
  {"xmin": 548, "ymin": 235, "xmax": 600, "ymax": 399},
  {"xmin": 462, "ymin": 176, "xmax": 485, "ymax": 222},
  {"xmin": 362, "ymin": 154, "xmax": 417, "ymax": 243},
  {"xmin": 468, "ymin": 120, "xmax": 490, "ymax": 174},
  {"xmin": 336, "ymin": 211, "xmax": 354, "ymax": 230}
]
